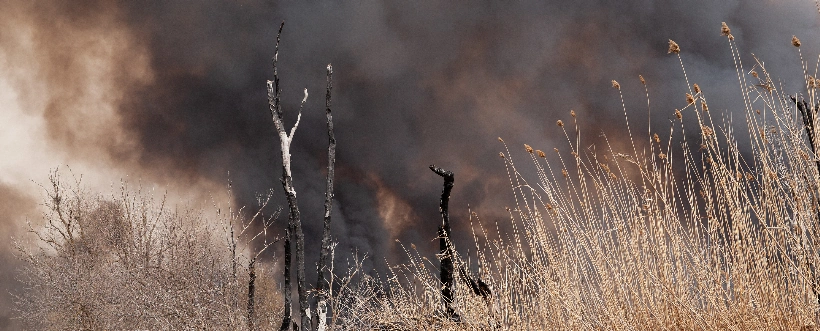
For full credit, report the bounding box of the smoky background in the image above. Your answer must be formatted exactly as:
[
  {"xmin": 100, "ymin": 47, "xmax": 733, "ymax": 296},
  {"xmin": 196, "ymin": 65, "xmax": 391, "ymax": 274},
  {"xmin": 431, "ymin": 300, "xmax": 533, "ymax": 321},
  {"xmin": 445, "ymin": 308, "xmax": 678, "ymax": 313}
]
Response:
[{"xmin": 1, "ymin": 1, "xmax": 819, "ymax": 329}]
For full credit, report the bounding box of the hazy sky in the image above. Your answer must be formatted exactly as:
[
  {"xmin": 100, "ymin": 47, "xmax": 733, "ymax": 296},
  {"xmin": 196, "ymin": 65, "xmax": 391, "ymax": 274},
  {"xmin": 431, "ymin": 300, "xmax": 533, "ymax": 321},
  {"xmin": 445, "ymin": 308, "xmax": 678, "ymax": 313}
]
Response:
[{"xmin": 1, "ymin": 1, "xmax": 819, "ymax": 328}]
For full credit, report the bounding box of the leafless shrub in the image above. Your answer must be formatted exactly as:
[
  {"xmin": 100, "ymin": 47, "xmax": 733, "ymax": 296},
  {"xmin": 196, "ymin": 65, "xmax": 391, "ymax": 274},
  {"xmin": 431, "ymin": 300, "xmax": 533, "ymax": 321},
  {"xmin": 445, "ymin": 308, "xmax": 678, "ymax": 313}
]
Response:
[{"xmin": 15, "ymin": 171, "xmax": 282, "ymax": 330}]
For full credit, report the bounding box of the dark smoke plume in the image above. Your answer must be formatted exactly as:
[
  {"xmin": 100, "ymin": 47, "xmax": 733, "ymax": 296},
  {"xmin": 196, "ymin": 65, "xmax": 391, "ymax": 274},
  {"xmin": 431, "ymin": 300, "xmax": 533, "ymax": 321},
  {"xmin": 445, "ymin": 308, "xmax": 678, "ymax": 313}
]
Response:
[{"xmin": 1, "ymin": 1, "xmax": 819, "ymax": 325}]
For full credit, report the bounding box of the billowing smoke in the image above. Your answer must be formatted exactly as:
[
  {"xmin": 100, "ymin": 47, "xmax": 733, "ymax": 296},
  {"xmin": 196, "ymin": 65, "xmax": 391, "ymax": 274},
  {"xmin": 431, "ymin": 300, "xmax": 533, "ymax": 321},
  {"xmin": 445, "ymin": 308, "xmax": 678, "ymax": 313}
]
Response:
[{"xmin": 1, "ymin": 1, "xmax": 819, "ymax": 328}]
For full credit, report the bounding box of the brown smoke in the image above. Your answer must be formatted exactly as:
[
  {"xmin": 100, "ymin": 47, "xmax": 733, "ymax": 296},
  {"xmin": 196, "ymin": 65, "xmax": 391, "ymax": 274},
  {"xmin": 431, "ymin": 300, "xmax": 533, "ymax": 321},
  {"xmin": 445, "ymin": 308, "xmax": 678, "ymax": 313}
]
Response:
[
  {"xmin": 0, "ymin": 2, "xmax": 225, "ymax": 326},
  {"xmin": 0, "ymin": 183, "xmax": 36, "ymax": 330}
]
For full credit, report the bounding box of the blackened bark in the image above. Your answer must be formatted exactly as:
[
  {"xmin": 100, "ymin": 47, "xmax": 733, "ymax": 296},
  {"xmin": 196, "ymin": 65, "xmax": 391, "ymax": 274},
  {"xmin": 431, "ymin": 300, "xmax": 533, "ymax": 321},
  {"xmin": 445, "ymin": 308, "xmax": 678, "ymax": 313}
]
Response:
[
  {"xmin": 438, "ymin": 225, "xmax": 456, "ymax": 318},
  {"xmin": 279, "ymin": 228, "xmax": 292, "ymax": 331},
  {"xmin": 287, "ymin": 171, "xmax": 309, "ymax": 331},
  {"xmin": 459, "ymin": 266, "xmax": 491, "ymax": 299},
  {"xmin": 231, "ymin": 225, "xmax": 238, "ymax": 283},
  {"xmin": 793, "ymin": 96, "xmax": 820, "ymax": 176},
  {"xmin": 314, "ymin": 64, "xmax": 334, "ymax": 331},
  {"xmin": 247, "ymin": 258, "xmax": 256, "ymax": 331},
  {"xmin": 792, "ymin": 95, "xmax": 820, "ymax": 303},
  {"xmin": 430, "ymin": 166, "xmax": 454, "ymax": 237},
  {"xmin": 267, "ymin": 21, "xmax": 310, "ymax": 330},
  {"xmin": 792, "ymin": 96, "xmax": 820, "ymax": 230},
  {"xmin": 429, "ymin": 165, "xmax": 459, "ymax": 321}
]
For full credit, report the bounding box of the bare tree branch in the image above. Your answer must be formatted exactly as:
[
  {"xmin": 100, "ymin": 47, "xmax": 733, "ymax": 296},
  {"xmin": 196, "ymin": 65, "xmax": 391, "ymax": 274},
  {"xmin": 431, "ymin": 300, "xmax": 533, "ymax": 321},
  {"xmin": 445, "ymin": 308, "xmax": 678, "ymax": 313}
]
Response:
[
  {"xmin": 267, "ymin": 21, "xmax": 310, "ymax": 331},
  {"xmin": 314, "ymin": 63, "xmax": 335, "ymax": 331}
]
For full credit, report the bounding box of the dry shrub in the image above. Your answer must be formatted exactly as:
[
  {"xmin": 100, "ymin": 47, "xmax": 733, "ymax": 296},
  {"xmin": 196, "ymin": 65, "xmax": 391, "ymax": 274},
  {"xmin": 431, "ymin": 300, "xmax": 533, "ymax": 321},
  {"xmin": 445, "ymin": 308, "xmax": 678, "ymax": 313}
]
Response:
[{"xmin": 15, "ymin": 173, "xmax": 282, "ymax": 330}]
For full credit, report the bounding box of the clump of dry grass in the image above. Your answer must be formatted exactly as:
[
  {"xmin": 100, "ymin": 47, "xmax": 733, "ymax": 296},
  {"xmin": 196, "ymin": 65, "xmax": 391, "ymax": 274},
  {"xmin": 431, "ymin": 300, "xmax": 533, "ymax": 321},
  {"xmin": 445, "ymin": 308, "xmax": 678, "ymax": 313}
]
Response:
[{"xmin": 342, "ymin": 22, "xmax": 820, "ymax": 330}]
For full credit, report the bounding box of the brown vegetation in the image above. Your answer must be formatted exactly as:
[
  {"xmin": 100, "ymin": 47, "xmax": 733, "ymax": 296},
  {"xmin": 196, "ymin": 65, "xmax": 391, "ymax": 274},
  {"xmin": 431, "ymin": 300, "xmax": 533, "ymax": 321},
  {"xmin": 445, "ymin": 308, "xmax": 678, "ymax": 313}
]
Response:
[{"xmin": 15, "ymin": 172, "xmax": 283, "ymax": 330}]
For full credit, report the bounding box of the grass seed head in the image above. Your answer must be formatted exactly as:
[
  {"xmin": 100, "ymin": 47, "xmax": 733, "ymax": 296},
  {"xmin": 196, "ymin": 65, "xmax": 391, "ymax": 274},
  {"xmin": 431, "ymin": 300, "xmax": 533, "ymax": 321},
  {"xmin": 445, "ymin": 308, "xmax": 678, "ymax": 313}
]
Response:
[
  {"xmin": 658, "ymin": 152, "xmax": 667, "ymax": 160},
  {"xmin": 653, "ymin": 133, "xmax": 660, "ymax": 143},
  {"xmin": 686, "ymin": 93, "xmax": 695, "ymax": 104},
  {"xmin": 570, "ymin": 109, "xmax": 576, "ymax": 117},
  {"xmin": 721, "ymin": 22, "xmax": 731, "ymax": 37},
  {"xmin": 768, "ymin": 170, "xmax": 777, "ymax": 180},
  {"xmin": 751, "ymin": 70, "xmax": 758, "ymax": 78},
  {"xmin": 675, "ymin": 109, "xmax": 682, "ymax": 119},
  {"xmin": 557, "ymin": 120, "xmax": 564, "ymax": 127},
  {"xmin": 612, "ymin": 80, "xmax": 620, "ymax": 89},
  {"xmin": 524, "ymin": 144, "xmax": 534, "ymax": 154},
  {"xmin": 639, "ymin": 75, "xmax": 646, "ymax": 85},
  {"xmin": 793, "ymin": 35, "xmax": 801, "ymax": 47},
  {"xmin": 702, "ymin": 125, "xmax": 713, "ymax": 136},
  {"xmin": 693, "ymin": 83, "xmax": 701, "ymax": 93},
  {"xmin": 701, "ymin": 100, "xmax": 709, "ymax": 112},
  {"xmin": 562, "ymin": 169, "xmax": 568, "ymax": 178},
  {"xmin": 499, "ymin": 152, "xmax": 505, "ymax": 159},
  {"xmin": 537, "ymin": 150, "xmax": 546, "ymax": 158},
  {"xmin": 668, "ymin": 39, "xmax": 680, "ymax": 54}
]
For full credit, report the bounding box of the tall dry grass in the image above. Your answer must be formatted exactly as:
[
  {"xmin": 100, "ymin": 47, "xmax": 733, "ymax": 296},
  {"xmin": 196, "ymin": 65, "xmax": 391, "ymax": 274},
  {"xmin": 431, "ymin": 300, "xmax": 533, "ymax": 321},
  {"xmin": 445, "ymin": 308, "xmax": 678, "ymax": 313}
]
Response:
[{"xmin": 341, "ymin": 24, "xmax": 820, "ymax": 330}]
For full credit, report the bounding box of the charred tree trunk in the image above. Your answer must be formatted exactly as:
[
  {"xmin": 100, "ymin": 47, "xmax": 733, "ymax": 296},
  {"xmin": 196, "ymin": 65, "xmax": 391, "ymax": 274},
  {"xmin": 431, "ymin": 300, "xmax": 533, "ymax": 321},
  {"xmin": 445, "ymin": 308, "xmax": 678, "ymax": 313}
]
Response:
[
  {"xmin": 314, "ymin": 64, "xmax": 335, "ymax": 331},
  {"xmin": 247, "ymin": 258, "xmax": 257, "ymax": 331},
  {"xmin": 793, "ymin": 96, "xmax": 820, "ymax": 178},
  {"xmin": 268, "ymin": 21, "xmax": 309, "ymax": 331},
  {"xmin": 429, "ymin": 165, "xmax": 459, "ymax": 321},
  {"xmin": 459, "ymin": 266, "xmax": 491, "ymax": 299},
  {"xmin": 279, "ymin": 227, "xmax": 292, "ymax": 331},
  {"xmin": 793, "ymin": 95, "xmax": 820, "ymax": 303}
]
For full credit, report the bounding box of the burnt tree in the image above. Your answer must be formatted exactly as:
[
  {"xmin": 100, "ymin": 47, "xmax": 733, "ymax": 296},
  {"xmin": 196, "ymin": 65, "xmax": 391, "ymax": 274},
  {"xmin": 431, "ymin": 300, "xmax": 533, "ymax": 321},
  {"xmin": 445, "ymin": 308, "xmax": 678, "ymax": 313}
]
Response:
[
  {"xmin": 314, "ymin": 63, "xmax": 335, "ymax": 331},
  {"xmin": 430, "ymin": 165, "xmax": 459, "ymax": 321},
  {"xmin": 793, "ymin": 96, "xmax": 820, "ymax": 177},
  {"xmin": 279, "ymin": 227, "xmax": 293, "ymax": 331},
  {"xmin": 247, "ymin": 259, "xmax": 257, "ymax": 329},
  {"xmin": 267, "ymin": 21, "xmax": 310, "ymax": 331},
  {"xmin": 792, "ymin": 95, "xmax": 820, "ymax": 303}
]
